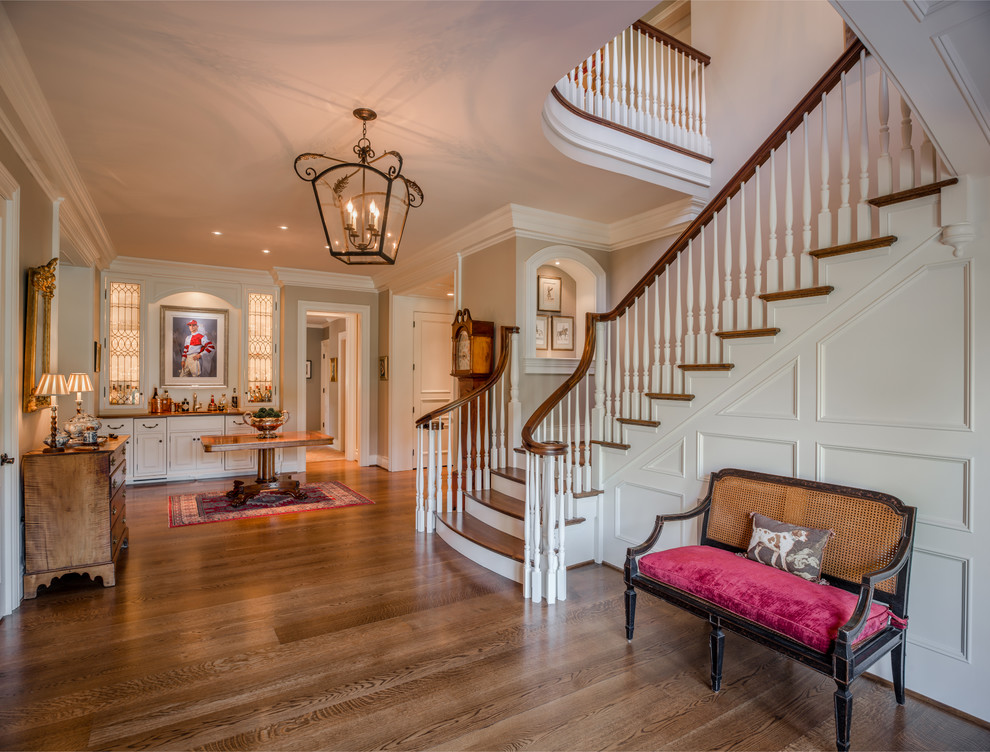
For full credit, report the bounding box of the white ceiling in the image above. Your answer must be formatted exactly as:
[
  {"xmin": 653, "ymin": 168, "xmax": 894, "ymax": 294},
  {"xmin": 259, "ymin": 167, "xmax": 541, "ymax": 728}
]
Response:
[{"xmin": 4, "ymin": 0, "xmax": 674, "ymax": 285}]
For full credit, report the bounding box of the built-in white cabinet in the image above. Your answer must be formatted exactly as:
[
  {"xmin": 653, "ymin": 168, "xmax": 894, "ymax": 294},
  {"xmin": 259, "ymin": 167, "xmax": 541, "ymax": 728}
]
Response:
[
  {"xmin": 132, "ymin": 418, "xmax": 167, "ymax": 481},
  {"xmin": 224, "ymin": 414, "xmax": 257, "ymax": 473},
  {"xmin": 167, "ymin": 415, "xmax": 225, "ymax": 479},
  {"xmin": 101, "ymin": 417, "xmax": 134, "ymax": 457}
]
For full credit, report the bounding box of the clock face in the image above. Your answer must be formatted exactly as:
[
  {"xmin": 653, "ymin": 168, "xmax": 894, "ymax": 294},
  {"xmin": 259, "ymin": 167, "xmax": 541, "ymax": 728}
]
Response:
[{"xmin": 456, "ymin": 330, "xmax": 471, "ymax": 371}]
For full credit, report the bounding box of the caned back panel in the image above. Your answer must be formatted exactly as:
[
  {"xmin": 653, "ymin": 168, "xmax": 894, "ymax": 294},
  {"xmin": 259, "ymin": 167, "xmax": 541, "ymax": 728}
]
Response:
[{"xmin": 707, "ymin": 475, "xmax": 904, "ymax": 594}]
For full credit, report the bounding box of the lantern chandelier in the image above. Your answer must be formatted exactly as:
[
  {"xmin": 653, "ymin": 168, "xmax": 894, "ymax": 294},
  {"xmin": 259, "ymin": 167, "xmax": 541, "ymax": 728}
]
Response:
[{"xmin": 294, "ymin": 108, "xmax": 424, "ymax": 265}]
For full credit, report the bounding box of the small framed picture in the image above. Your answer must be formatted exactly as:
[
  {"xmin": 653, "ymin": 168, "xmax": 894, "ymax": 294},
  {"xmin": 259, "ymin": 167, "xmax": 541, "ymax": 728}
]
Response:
[
  {"xmin": 534, "ymin": 315, "xmax": 548, "ymax": 351},
  {"xmin": 379, "ymin": 355, "xmax": 389, "ymax": 381},
  {"xmin": 305, "ymin": 359, "xmax": 312, "ymax": 379},
  {"xmin": 537, "ymin": 275, "xmax": 562, "ymax": 313},
  {"xmin": 551, "ymin": 315, "xmax": 574, "ymax": 351},
  {"xmin": 329, "ymin": 357, "xmax": 338, "ymax": 383}
]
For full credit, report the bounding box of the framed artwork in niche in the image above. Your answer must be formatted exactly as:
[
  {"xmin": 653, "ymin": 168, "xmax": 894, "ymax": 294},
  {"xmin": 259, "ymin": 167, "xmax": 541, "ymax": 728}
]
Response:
[
  {"xmin": 305, "ymin": 359, "xmax": 312, "ymax": 379},
  {"xmin": 534, "ymin": 315, "xmax": 548, "ymax": 350},
  {"xmin": 537, "ymin": 275, "xmax": 561, "ymax": 313},
  {"xmin": 161, "ymin": 306, "xmax": 227, "ymax": 388},
  {"xmin": 329, "ymin": 357, "xmax": 338, "ymax": 383},
  {"xmin": 551, "ymin": 315, "xmax": 573, "ymax": 351}
]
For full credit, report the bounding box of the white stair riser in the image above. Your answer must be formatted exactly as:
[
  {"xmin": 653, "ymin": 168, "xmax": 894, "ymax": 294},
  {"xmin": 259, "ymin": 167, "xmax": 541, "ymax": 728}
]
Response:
[
  {"xmin": 491, "ymin": 473, "xmax": 526, "ymax": 500},
  {"xmin": 435, "ymin": 518, "xmax": 525, "ymax": 584},
  {"xmin": 465, "ymin": 496, "xmax": 524, "ymax": 539}
]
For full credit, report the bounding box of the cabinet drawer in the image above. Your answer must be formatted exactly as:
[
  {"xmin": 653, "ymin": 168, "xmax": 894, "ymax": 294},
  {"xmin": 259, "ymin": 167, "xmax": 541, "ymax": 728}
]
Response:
[
  {"xmin": 110, "ymin": 485, "xmax": 125, "ymax": 528},
  {"xmin": 111, "ymin": 513, "xmax": 128, "ymax": 562},
  {"xmin": 135, "ymin": 419, "xmax": 166, "ymax": 433}
]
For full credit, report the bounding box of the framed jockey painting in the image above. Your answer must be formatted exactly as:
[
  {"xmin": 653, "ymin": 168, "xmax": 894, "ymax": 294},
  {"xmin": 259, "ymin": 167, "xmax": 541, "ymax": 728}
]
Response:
[{"xmin": 161, "ymin": 306, "xmax": 228, "ymax": 388}]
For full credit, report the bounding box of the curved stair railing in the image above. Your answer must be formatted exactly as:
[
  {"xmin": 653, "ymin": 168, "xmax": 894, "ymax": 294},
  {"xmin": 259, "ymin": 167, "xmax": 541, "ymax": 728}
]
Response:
[
  {"xmin": 554, "ymin": 20, "xmax": 712, "ymax": 159},
  {"xmin": 523, "ymin": 39, "xmax": 956, "ymax": 603},
  {"xmin": 415, "ymin": 326, "xmax": 520, "ymax": 534}
]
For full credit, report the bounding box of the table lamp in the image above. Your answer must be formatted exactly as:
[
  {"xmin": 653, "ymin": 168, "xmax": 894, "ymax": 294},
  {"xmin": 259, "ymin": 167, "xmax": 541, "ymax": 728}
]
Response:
[
  {"xmin": 35, "ymin": 372, "xmax": 68, "ymax": 452},
  {"xmin": 65, "ymin": 372, "xmax": 102, "ymax": 442}
]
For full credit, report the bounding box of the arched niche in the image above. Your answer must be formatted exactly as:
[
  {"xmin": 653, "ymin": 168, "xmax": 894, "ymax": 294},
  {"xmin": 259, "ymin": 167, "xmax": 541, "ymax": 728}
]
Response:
[{"xmin": 517, "ymin": 245, "xmax": 606, "ymax": 374}]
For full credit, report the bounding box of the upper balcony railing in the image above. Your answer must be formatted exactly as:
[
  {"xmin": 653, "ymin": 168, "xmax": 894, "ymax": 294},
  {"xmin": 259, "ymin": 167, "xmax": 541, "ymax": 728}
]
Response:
[{"xmin": 554, "ymin": 21, "xmax": 712, "ymax": 159}]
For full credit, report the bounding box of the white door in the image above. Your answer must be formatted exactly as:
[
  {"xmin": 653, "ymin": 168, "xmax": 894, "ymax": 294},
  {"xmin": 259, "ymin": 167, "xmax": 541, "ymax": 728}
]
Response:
[
  {"xmin": 0, "ymin": 164, "xmax": 20, "ymax": 616},
  {"xmin": 413, "ymin": 311, "xmax": 454, "ymax": 463}
]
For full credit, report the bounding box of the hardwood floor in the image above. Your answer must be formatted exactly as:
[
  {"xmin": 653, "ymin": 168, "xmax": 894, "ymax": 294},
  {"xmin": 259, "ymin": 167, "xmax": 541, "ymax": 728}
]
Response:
[{"xmin": 1, "ymin": 460, "xmax": 987, "ymax": 751}]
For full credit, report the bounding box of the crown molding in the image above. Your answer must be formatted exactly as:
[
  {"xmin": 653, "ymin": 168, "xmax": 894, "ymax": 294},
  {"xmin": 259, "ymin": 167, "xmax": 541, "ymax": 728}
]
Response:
[
  {"xmin": 271, "ymin": 266, "xmax": 377, "ymax": 292},
  {"xmin": 108, "ymin": 256, "xmax": 277, "ymax": 287},
  {"xmin": 609, "ymin": 196, "xmax": 707, "ymax": 249},
  {"xmin": 0, "ymin": 7, "xmax": 115, "ymax": 269}
]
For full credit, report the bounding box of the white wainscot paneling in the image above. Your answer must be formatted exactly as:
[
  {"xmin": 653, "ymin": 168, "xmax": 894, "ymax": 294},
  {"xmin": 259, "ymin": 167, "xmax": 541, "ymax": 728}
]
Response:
[
  {"xmin": 909, "ymin": 548, "xmax": 969, "ymax": 662},
  {"xmin": 615, "ymin": 482, "xmax": 684, "ymax": 546},
  {"xmin": 697, "ymin": 433, "xmax": 796, "ymax": 480},
  {"xmin": 819, "ymin": 260, "xmax": 970, "ymax": 430},
  {"xmin": 818, "ymin": 445, "xmax": 971, "ymax": 532},
  {"xmin": 720, "ymin": 358, "xmax": 799, "ymax": 420},
  {"xmin": 643, "ymin": 439, "xmax": 685, "ymax": 478}
]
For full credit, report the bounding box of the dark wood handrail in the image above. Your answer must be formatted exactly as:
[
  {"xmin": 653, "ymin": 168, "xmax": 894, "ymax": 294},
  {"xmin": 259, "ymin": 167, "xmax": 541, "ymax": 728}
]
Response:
[
  {"xmin": 523, "ymin": 40, "xmax": 867, "ymax": 456},
  {"xmin": 632, "ymin": 20, "xmax": 711, "ymax": 66},
  {"xmin": 415, "ymin": 326, "xmax": 518, "ymax": 428},
  {"xmin": 550, "ymin": 87, "xmax": 714, "ymax": 164}
]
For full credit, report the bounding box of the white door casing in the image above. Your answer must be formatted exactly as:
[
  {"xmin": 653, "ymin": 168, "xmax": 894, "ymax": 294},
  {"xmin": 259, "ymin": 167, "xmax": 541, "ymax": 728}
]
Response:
[{"xmin": 413, "ymin": 311, "xmax": 455, "ymax": 465}]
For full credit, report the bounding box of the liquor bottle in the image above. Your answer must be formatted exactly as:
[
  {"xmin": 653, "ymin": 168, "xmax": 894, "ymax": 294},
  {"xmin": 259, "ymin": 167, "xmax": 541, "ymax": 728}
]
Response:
[
  {"xmin": 231, "ymin": 387, "xmax": 239, "ymax": 409},
  {"xmin": 219, "ymin": 393, "xmax": 227, "ymax": 412},
  {"xmin": 208, "ymin": 394, "xmax": 217, "ymax": 411}
]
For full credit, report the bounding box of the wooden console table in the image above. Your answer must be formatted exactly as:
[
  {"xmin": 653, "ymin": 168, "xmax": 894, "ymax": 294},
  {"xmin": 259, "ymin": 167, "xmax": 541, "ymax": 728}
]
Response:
[{"xmin": 200, "ymin": 431, "xmax": 333, "ymax": 506}]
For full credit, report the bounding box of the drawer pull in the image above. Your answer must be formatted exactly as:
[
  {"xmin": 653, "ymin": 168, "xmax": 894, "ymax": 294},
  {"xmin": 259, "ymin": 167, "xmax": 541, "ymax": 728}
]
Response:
[
  {"xmin": 112, "ymin": 536, "xmax": 118, "ymax": 548},
  {"xmin": 141, "ymin": 423, "xmax": 160, "ymax": 429},
  {"xmin": 112, "ymin": 478, "xmax": 119, "ymax": 491},
  {"xmin": 112, "ymin": 505, "xmax": 117, "ymax": 517},
  {"xmin": 110, "ymin": 454, "xmax": 117, "ymax": 467}
]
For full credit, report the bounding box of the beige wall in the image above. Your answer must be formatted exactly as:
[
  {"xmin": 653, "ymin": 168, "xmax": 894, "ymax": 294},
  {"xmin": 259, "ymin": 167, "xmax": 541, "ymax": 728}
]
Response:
[
  {"xmin": 461, "ymin": 237, "xmax": 517, "ymax": 327},
  {"xmin": 377, "ymin": 292, "xmax": 389, "ymax": 465}
]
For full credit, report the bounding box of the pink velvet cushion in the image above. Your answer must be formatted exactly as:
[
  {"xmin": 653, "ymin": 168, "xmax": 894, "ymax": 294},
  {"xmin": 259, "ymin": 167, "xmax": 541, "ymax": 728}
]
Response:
[{"xmin": 638, "ymin": 546, "xmax": 893, "ymax": 653}]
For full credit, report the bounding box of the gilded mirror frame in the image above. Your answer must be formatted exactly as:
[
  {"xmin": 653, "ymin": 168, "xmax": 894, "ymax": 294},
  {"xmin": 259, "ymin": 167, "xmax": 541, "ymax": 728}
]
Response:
[{"xmin": 23, "ymin": 258, "xmax": 57, "ymax": 412}]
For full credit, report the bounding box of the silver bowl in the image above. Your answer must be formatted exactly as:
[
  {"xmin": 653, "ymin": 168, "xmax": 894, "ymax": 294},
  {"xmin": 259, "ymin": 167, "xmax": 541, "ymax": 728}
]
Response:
[{"xmin": 243, "ymin": 410, "xmax": 289, "ymax": 438}]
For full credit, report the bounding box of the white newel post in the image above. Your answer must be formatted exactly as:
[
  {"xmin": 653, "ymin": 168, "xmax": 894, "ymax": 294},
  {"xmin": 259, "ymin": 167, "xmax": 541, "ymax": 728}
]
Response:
[
  {"xmin": 508, "ymin": 330, "xmax": 520, "ymax": 467},
  {"xmin": 415, "ymin": 425, "xmax": 424, "ymax": 532}
]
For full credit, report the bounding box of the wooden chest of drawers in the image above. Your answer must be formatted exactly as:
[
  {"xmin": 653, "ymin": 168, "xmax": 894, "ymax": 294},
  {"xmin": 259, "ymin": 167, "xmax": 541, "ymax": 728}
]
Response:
[{"xmin": 22, "ymin": 435, "xmax": 129, "ymax": 598}]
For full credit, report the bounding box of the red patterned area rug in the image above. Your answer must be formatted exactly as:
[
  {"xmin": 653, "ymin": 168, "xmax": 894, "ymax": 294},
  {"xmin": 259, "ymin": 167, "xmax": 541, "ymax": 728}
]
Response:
[{"xmin": 168, "ymin": 481, "xmax": 374, "ymax": 527}]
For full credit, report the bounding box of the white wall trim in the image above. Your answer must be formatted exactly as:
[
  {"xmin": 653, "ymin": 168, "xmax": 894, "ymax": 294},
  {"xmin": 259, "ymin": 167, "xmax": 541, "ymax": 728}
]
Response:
[
  {"xmin": 272, "ymin": 266, "xmax": 376, "ymax": 292},
  {"xmin": 296, "ymin": 300, "xmax": 372, "ymax": 466}
]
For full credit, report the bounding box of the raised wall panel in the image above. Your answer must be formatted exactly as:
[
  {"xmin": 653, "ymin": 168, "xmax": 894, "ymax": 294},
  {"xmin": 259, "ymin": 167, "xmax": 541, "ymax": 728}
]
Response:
[
  {"xmin": 818, "ymin": 445, "xmax": 970, "ymax": 532},
  {"xmin": 819, "ymin": 260, "xmax": 970, "ymax": 430},
  {"xmin": 697, "ymin": 433, "xmax": 796, "ymax": 480},
  {"xmin": 643, "ymin": 439, "xmax": 685, "ymax": 477},
  {"xmin": 909, "ymin": 548, "xmax": 969, "ymax": 661},
  {"xmin": 615, "ymin": 482, "xmax": 684, "ymax": 545},
  {"xmin": 720, "ymin": 358, "xmax": 799, "ymax": 420}
]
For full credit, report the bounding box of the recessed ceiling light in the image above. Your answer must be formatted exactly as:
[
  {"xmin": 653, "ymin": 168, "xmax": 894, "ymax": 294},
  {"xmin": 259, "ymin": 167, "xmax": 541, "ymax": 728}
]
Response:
[
  {"xmin": 446, "ymin": 292, "xmax": 454, "ymax": 297},
  {"xmin": 262, "ymin": 249, "xmax": 270, "ymax": 254},
  {"xmin": 212, "ymin": 231, "xmax": 222, "ymax": 235},
  {"xmin": 279, "ymin": 226, "xmax": 288, "ymax": 230},
  {"xmin": 555, "ymin": 260, "xmax": 560, "ymax": 265}
]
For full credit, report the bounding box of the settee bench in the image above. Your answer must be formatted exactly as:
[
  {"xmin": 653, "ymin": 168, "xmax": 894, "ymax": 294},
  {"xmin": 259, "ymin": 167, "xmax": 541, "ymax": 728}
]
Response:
[{"xmin": 624, "ymin": 468, "xmax": 916, "ymax": 752}]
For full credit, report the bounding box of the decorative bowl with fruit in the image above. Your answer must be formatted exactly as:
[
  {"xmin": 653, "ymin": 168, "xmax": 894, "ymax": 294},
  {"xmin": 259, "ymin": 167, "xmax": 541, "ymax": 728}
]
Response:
[{"xmin": 243, "ymin": 408, "xmax": 289, "ymax": 438}]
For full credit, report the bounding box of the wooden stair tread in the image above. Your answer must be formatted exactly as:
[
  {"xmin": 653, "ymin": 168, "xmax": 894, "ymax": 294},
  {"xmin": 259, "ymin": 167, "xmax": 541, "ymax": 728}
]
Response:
[
  {"xmin": 809, "ymin": 235, "xmax": 897, "ymax": 259},
  {"xmin": 868, "ymin": 178, "xmax": 958, "ymax": 208},
  {"xmin": 572, "ymin": 489, "xmax": 601, "ymax": 500},
  {"xmin": 491, "ymin": 466, "xmax": 526, "ymax": 484},
  {"xmin": 617, "ymin": 418, "xmax": 661, "ymax": 427},
  {"xmin": 645, "ymin": 392, "xmax": 695, "ymax": 401},
  {"xmin": 760, "ymin": 285, "xmax": 834, "ymax": 302},
  {"xmin": 436, "ymin": 512, "xmax": 523, "ymax": 562},
  {"xmin": 466, "ymin": 488, "xmax": 524, "ymax": 520},
  {"xmin": 513, "ymin": 446, "xmax": 525, "ymax": 455},
  {"xmin": 591, "ymin": 439, "xmax": 631, "ymax": 450},
  {"xmin": 679, "ymin": 363, "xmax": 733, "ymax": 371},
  {"xmin": 716, "ymin": 327, "xmax": 781, "ymax": 339}
]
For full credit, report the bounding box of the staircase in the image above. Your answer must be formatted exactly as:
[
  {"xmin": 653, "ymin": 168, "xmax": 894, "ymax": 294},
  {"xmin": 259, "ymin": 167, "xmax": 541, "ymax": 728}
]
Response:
[{"xmin": 418, "ymin": 40, "xmax": 959, "ymax": 605}]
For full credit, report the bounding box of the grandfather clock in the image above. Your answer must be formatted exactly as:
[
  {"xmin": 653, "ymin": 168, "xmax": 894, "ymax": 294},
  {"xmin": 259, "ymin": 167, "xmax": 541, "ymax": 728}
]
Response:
[{"xmin": 451, "ymin": 309, "xmax": 494, "ymax": 396}]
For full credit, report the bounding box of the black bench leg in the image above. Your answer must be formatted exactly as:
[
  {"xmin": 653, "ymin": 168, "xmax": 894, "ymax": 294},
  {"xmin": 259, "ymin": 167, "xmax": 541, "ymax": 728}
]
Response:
[
  {"xmin": 833, "ymin": 682, "xmax": 853, "ymax": 752},
  {"xmin": 709, "ymin": 618, "xmax": 724, "ymax": 692},
  {"xmin": 892, "ymin": 638, "xmax": 907, "ymax": 705},
  {"xmin": 624, "ymin": 586, "xmax": 637, "ymax": 640}
]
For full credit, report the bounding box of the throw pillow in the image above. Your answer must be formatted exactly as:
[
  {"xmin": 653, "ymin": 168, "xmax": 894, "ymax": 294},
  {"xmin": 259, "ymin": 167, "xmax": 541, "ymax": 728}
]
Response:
[{"xmin": 747, "ymin": 512, "xmax": 834, "ymax": 582}]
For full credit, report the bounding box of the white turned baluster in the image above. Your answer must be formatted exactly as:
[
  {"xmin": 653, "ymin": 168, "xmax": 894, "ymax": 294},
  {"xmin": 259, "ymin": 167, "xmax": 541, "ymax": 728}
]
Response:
[
  {"xmin": 631, "ymin": 298, "xmax": 641, "ymax": 419},
  {"xmin": 565, "ymin": 389, "xmax": 573, "ymax": 516},
  {"xmin": 801, "ymin": 114, "xmax": 814, "ymax": 287},
  {"xmin": 650, "ymin": 41, "xmax": 659, "ymax": 138},
  {"xmin": 415, "ymin": 426, "xmax": 424, "ymax": 531},
  {"xmin": 498, "ymin": 376, "xmax": 506, "ymax": 468},
  {"xmin": 857, "ymin": 52, "xmax": 872, "ymax": 241},
  {"xmin": 700, "ymin": 61, "xmax": 708, "ymax": 153},
  {"xmin": 612, "ymin": 321, "xmax": 622, "ymax": 438},
  {"xmin": 611, "ymin": 39, "xmax": 620, "ymax": 125},
  {"xmin": 475, "ymin": 397, "xmax": 482, "ymax": 491},
  {"xmin": 593, "ymin": 320, "xmax": 606, "ymax": 442},
  {"xmin": 489, "ymin": 387, "xmax": 498, "ymax": 479},
  {"xmin": 584, "ymin": 375, "xmax": 592, "ymax": 490},
  {"xmin": 603, "ymin": 41, "xmax": 612, "ymax": 122},
  {"xmin": 523, "ymin": 451, "xmax": 532, "ymax": 600},
  {"xmin": 426, "ymin": 426, "xmax": 436, "ymax": 533},
  {"xmin": 673, "ymin": 45, "xmax": 681, "ymax": 143},
  {"xmin": 818, "ymin": 92, "xmax": 832, "ymax": 249},
  {"xmin": 509, "ymin": 331, "xmax": 520, "ymax": 464},
  {"xmin": 674, "ymin": 257, "xmax": 684, "ymax": 391},
  {"xmin": 455, "ymin": 406, "xmax": 463, "ymax": 509},
  {"xmin": 544, "ymin": 456, "xmax": 558, "ymax": 604},
  {"xmin": 447, "ymin": 414, "xmax": 454, "ymax": 514},
  {"xmin": 641, "ymin": 292, "xmax": 650, "ymax": 416},
  {"xmin": 837, "ymin": 72, "xmax": 852, "ymax": 244},
  {"xmin": 622, "ymin": 309, "xmax": 631, "ymax": 418},
  {"xmin": 665, "ymin": 44, "xmax": 674, "ymax": 140},
  {"xmin": 662, "ymin": 272, "xmax": 672, "ymax": 392},
  {"xmin": 722, "ymin": 197, "xmax": 734, "ymax": 332},
  {"xmin": 435, "ymin": 424, "xmax": 444, "ymax": 518},
  {"xmin": 652, "ymin": 274, "xmax": 662, "ymax": 392},
  {"xmin": 698, "ymin": 224, "xmax": 709, "ymax": 364},
  {"xmin": 899, "ymin": 95, "xmax": 915, "ymax": 190},
  {"xmin": 689, "ymin": 59, "xmax": 698, "ymax": 149},
  {"xmin": 737, "ymin": 187, "xmax": 749, "ymax": 329},
  {"xmin": 767, "ymin": 149, "xmax": 780, "ymax": 293},
  {"xmin": 619, "ymin": 29, "xmax": 629, "ymax": 127},
  {"xmin": 752, "ymin": 166, "xmax": 765, "ymax": 329},
  {"xmin": 783, "ymin": 133, "xmax": 797, "ymax": 289},
  {"xmin": 636, "ymin": 30, "xmax": 645, "ymax": 132},
  {"xmin": 878, "ymin": 72, "xmax": 892, "ymax": 196},
  {"xmin": 603, "ymin": 323, "xmax": 613, "ymax": 443},
  {"xmin": 678, "ymin": 49, "xmax": 687, "ymax": 135},
  {"xmin": 685, "ymin": 240, "xmax": 696, "ymax": 368},
  {"xmin": 710, "ymin": 212, "xmax": 722, "ymax": 362}
]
